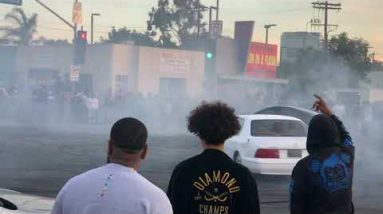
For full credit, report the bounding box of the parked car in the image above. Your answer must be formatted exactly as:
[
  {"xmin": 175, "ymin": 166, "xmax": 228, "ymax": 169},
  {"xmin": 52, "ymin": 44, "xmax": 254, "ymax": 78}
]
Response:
[
  {"xmin": 255, "ymin": 106, "xmax": 318, "ymax": 126},
  {"xmin": 0, "ymin": 188, "xmax": 53, "ymax": 214},
  {"xmin": 225, "ymin": 114, "xmax": 308, "ymax": 175}
]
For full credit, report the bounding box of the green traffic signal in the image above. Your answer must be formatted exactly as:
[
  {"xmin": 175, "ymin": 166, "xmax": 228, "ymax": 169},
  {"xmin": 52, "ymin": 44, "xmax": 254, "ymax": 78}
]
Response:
[{"xmin": 206, "ymin": 52, "xmax": 214, "ymax": 59}]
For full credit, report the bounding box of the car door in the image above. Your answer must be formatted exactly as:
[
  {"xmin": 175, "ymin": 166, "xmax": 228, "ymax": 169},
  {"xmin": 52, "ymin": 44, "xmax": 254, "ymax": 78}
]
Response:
[{"xmin": 234, "ymin": 117, "xmax": 253, "ymax": 158}]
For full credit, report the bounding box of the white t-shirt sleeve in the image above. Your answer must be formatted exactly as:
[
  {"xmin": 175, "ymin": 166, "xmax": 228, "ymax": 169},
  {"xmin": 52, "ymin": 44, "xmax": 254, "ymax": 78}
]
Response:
[
  {"xmin": 151, "ymin": 192, "xmax": 173, "ymax": 214},
  {"xmin": 51, "ymin": 185, "xmax": 66, "ymax": 214}
]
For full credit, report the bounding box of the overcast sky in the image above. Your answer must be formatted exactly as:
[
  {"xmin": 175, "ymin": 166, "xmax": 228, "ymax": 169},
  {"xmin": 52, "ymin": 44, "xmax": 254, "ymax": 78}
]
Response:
[{"xmin": 0, "ymin": 0, "xmax": 382, "ymax": 59}]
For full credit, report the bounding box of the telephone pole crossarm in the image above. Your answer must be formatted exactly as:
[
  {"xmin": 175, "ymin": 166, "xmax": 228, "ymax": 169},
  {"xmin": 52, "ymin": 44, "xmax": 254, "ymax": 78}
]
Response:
[{"xmin": 311, "ymin": 1, "xmax": 342, "ymax": 48}]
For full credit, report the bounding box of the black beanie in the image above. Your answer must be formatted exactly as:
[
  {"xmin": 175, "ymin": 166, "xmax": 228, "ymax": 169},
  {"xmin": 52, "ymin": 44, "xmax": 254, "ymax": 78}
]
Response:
[{"xmin": 306, "ymin": 114, "xmax": 341, "ymax": 154}]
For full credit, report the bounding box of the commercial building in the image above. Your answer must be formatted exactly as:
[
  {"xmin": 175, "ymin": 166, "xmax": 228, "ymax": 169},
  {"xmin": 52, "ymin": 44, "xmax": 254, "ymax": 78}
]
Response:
[
  {"xmin": 2, "ymin": 43, "xmax": 205, "ymax": 99},
  {"xmin": 1, "ymin": 22, "xmax": 289, "ymax": 113},
  {"xmin": 280, "ymin": 32, "xmax": 321, "ymax": 64}
]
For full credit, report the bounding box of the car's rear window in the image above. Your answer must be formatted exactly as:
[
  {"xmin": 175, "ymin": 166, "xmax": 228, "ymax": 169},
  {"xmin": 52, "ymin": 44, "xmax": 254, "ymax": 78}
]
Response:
[{"xmin": 251, "ymin": 119, "xmax": 307, "ymax": 137}]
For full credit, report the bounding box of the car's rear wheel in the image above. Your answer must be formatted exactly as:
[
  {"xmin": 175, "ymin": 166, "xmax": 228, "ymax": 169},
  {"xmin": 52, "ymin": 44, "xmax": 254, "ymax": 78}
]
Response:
[{"xmin": 233, "ymin": 152, "xmax": 242, "ymax": 164}]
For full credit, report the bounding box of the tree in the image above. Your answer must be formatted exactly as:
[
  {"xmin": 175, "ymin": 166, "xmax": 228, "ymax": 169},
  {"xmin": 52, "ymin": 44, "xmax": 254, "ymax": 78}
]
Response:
[
  {"xmin": 279, "ymin": 33, "xmax": 374, "ymax": 105},
  {"xmin": 1, "ymin": 8, "xmax": 38, "ymax": 45},
  {"xmin": 280, "ymin": 48, "xmax": 346, "ymax": 103},
  {"xmin": 147, "ymin": 0, "xmax": 208, "ymax": 47},
  {"xmin": 281, "ymin": 32, "xmax": 373, "ymax": 92},
  {"xmin": 101, "ymin": 27, "xmax": 158, "ymax": 47},
  {"xmin": 329, "ymin": 32, "xmax": 372, "ymax": 81}
]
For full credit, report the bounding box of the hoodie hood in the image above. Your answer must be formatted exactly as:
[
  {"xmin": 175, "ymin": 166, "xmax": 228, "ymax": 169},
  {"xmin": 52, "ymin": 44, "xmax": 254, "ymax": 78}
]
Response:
[{"xmin": 306, "ymin": 114, "xmax": 341, "ymax": 154}]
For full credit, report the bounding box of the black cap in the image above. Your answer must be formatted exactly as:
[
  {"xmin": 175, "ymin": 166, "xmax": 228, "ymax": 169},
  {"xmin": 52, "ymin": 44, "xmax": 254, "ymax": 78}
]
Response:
[
  {"xmin": 110, "ymin": 118, "xmax": 148, "ymax": 153},
  {"xmin": 306, "ymin": 114, "xmax": 341, "ymax": 154}
]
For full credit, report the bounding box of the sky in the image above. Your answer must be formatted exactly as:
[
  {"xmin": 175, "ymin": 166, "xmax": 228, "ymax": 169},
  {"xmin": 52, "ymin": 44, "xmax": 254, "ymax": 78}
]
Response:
[{"xmin": 0, "ymin": 0, "xmax": 382, "ymax": 59}]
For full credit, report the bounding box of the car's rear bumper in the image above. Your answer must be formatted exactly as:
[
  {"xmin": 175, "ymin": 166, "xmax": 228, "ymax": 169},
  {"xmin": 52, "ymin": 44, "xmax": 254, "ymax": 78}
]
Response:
[{"xmin": 242, "ymin": 157, "xmax": 300, "ymax": 175}]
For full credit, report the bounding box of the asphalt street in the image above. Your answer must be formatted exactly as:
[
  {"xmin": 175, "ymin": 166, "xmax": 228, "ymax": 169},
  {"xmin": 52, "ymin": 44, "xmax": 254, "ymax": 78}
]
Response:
[{"xmin": 0, "ymin": 123, "xmax": 382, "ymax": 214}]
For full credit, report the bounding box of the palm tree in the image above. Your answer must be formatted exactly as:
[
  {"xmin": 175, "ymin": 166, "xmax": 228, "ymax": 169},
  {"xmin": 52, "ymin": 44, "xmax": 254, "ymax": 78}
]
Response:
[{"xmin": 1, "ymin": 8, "xmax": 38, "ymax": 45}]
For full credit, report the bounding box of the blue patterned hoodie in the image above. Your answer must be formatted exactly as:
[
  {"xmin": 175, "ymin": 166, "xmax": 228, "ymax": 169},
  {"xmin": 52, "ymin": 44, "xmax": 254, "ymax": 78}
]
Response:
[{"xmin": 290, "ymin": 114, "xmax": 354, "ymax": 214}]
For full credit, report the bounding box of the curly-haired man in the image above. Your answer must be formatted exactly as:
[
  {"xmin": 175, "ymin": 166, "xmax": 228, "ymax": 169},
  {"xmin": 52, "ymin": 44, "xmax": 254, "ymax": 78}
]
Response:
[{"xmin": 167, "ymin": 102, "xmax": 260, "ymax": 214}]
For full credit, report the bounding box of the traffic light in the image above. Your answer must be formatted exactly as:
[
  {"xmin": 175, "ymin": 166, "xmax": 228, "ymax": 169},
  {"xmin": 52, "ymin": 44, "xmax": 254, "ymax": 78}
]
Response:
[
  {"xmin": 205, "ymin": 38, "xmax": 216, "ymax": 60},
  {"xmin": 78, "ymin": 30, "xmax": 87, "ymax": 40},
  {"xmin": 204, "ymin": 39, "xmax": 216, "ymax": 74},
  {"xmin": 73, "ymin": 30, "xmax": 87, "ymax": 65},
  {"xmin": 206, "ymin": 52, "xmax": 214, "ymax": 60}
]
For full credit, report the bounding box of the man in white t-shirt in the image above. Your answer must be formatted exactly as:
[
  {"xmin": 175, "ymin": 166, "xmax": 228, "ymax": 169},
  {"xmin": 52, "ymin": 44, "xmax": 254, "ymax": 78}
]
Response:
[{"xmin": 51, "ymin": 118, "xmax": 173, "ymax": 214}]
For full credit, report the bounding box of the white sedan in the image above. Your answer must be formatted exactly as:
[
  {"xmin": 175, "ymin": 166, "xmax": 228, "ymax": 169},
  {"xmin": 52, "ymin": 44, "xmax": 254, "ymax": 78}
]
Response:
[
  {"xmin": 0, "ymin": 188, "xmax": 53, "ymax": 214},
  {"xmin": 225, "ymin": 114, "xmax": 308, "ymax": 175}
]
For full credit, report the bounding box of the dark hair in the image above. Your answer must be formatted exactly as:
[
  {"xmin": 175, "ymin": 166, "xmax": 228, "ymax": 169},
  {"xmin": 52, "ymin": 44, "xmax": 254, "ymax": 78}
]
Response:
[
  {"xmin": 188, "ymin": 101, "xmax": 240, "ymax": 145},
  {"xmin": 110, "ymin": 117, "xmax": 148, "ymax": 153}
]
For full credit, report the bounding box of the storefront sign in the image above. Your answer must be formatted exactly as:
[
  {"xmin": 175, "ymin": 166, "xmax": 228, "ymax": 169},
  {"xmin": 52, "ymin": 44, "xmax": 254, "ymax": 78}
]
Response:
[
  {"xmin": 246, "ymin": 42, "xmax": 278, "ymax": 79},
  {"xmin": 160, "ymin": 51, "xmax": 191, "ymax": 75}
]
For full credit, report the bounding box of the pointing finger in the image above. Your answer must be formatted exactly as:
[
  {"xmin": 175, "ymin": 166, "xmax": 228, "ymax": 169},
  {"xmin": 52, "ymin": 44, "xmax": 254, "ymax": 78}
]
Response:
[{"xmin": 314, "ymin": 94, "xmax": 323, "ymax": 102}]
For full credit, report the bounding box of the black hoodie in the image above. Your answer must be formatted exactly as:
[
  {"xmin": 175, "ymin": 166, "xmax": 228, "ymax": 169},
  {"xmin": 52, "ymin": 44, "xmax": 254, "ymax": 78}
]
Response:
[{"xmin": 290, "ymin": 115, "xmax": 354, "ymax": 214}]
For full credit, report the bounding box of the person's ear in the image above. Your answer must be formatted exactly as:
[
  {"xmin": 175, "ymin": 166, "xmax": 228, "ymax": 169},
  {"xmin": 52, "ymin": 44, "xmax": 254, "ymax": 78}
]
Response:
[{"xmin": 140, "ymin": 144, "xmax": 148, "ymax": 160}]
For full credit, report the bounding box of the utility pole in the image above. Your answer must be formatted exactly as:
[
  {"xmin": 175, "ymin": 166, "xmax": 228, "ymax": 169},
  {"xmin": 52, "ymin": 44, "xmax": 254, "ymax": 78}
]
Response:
[
  {"xmin": 74, "ymin": 0, "xmax": 78, "ymax": 40},
  {"xmin": 197, "ymin": 6, "xmax": 201, "ymax": 37},
  {"xmin": 264, "ymin": 24, "xmax": 277, "ymax": 44},
  {"xmin": 91, "ymin": 13, "xmax": 100, "ymax": 45},
  {"xmin": 209, "ymin": 7, "xmax": 212, "ymax": 34},
  {"xmin": 216, "ymin": 0, "xmax": 219, "ymax": 21},
  {"xmin": 207, "ymin": 5, "xmax": 219, "ymax": 38},
  {"xmin": 312, "ymin": 1, "xmax": 341, "ymax": 48},
  {"xmin": 196, "ymin": 5, "xmax": 213, "ymax": 38},
  {"xmin": 194, "ymin": 1, "xmax": 219, "ymax": 38}
]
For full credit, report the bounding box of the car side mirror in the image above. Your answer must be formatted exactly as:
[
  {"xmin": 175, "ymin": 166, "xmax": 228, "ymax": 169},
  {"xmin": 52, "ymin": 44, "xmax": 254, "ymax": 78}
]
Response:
[{"xmin": 0, "ymin": 198, "xmax": 18, "ymax": 210}]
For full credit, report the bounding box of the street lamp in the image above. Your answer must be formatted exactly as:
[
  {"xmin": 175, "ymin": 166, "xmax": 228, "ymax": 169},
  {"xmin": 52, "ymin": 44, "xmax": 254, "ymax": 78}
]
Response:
[
  {"xmin": 264, "ymin": 24, "xmax": 277, "ymax": 44},
  {"xmin": 91, "ymin": 13, "xmax": 101, "ymax": 45}
]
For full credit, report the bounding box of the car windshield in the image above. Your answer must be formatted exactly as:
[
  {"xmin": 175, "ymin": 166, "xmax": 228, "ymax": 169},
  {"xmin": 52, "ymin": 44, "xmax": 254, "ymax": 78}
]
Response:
[{"xmin": 251, "ymin": 120, "xmax": 307, "ymax": 137}]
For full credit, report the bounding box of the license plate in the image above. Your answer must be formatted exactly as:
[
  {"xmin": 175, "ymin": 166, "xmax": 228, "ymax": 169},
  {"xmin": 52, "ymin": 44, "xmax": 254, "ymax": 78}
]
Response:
[{"xmin": 288, "ymin": 149, "xmax": 302, "ymax": 158}]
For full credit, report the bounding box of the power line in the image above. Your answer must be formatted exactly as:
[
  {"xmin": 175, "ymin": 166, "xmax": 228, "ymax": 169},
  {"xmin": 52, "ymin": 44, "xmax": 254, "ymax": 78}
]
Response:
[
  {"xmin": 37, "ymin": 24, "xmax": 145, "ymax": 32},
  {"xmin": 256, "ymin": 8, "xmax": 309, "ymax": 15},
  {"xmin": 222, "ymin": 7, "xmax": 309, "ymax": 15},
  {"xmin": 312, "ymin": 1, "xmax": 342, "ymax": 48},
  {"xmin": 39, "ymin": 26, "xmax": 109, "ymax": 34}
]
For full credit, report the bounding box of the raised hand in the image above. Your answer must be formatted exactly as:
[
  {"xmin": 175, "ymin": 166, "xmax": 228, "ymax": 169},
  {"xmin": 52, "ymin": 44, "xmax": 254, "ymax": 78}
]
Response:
[{"xmin": 313, "ymin": 94, "xmax": 333, "ymax": 116}]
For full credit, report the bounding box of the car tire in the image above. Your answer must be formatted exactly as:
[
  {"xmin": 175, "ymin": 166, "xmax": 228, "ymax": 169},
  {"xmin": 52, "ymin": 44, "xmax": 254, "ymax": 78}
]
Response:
[{"xmin": 233, "ymin": 152, "xmax": 242, "ymax": 164}]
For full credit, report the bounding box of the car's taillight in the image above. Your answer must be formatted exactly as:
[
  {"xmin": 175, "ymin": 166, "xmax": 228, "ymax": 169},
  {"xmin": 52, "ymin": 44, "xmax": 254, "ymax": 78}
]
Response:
[{"xmin": 255, "ymin": 149, "xmax": 280, "ymax": 158}]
